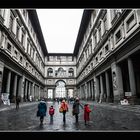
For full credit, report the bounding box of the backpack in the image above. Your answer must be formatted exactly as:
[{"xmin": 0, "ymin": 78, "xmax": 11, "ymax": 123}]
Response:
[{"xmin": 49, "ymin": 108, "xmax": 54, "ymax": 115}]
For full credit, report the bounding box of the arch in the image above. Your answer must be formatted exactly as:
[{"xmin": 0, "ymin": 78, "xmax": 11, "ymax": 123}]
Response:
[
  {"xmin": 68, "ymin": 68, "xmax": 74, "ymax": 77},
  {"xmin": 58, "ymin": 67, "xmax": 64, "ymax": 72},
  {"xmin": 56, "ymin": 67, "xmax": 66, "ymax": 77},
  {"xmin": 55, "ymin": 80, "xmax": 66, "ymax": 98},
  {"xmin": 47, "ymin": 68, "xmax": 53, "ymax": 77}
]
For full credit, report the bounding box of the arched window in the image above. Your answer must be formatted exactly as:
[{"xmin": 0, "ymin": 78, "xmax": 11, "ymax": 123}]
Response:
[
  {"xmin": 68, "ymin": 68, "xmax": 74, "ymax": 77},
  {"xmin": 47, "ymin": 68, "xmax": 53, "ymax": 77},
  {"xmin": 55, "ymin": 80, "xmax": 66, "ymax": 98},
  {"xmin": 56, "ymin": 67, "xmax": 66, "ymax": 77}
]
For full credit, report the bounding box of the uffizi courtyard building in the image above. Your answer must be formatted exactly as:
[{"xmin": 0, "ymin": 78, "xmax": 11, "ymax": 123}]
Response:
[{"xmin": 0, "ymin": 9, "xmax": 140, "ymax": 105}]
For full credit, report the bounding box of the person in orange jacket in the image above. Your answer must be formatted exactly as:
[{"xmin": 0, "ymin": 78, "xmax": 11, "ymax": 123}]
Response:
[
  {"xmin": 60, "ymin": 99, "xmax": 68, "ymax": 124},
  {"xmin": 84, "ymin": 104, "xmax": 91, "ymax": 125}
]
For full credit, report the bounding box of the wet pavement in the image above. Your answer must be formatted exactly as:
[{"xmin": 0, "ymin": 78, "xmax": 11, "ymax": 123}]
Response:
[{"xmin": 0, "ymin": 101, "xmax": 140, "ymax": 132}]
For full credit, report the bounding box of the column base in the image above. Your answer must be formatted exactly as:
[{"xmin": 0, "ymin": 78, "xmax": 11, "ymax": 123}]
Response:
[{"xmin": 127, "ymin": 96, "xmax": 140, "ymax": 105}]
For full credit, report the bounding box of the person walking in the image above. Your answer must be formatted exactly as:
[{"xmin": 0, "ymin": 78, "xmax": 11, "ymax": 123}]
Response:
[
  {"xmin": 37, "ymin": 99, "xmax": 47, "ymax": 125},
  {"xmin": 72, "ymin": 98, "xmax": 83, "ymax": 123},
  {"xmin": 84, "ymin": 104, "xmax": 91, "ymax": 125},
  {"xmin": 16, "ymin": 96, "xmax": 20, "ymax": 110},
  {"xmin": 60, "ymin": 99, "xmax": 68, "ymax": 124},
  {"xmin": 49, "ymin": 105, "xmax": 55, "ymax": 124}
]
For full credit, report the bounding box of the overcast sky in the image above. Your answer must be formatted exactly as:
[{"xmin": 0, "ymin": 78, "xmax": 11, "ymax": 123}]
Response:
[{"xmin": 36, "ymin": 9, "xmax": 83, "ymax": 53}]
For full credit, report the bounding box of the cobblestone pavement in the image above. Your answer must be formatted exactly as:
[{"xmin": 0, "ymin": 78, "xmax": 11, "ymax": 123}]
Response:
[{"xmin": 0, "ymin": 100, "xmax": 140, "ymax": 132}]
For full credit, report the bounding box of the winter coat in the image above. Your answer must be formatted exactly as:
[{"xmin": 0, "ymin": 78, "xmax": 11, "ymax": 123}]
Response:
[
  {"xmin": 84, "ymin": 105, "xmax": 91, "ymax": 121},
  {"xmin": 60, "ymin": 102, "xmax": 68, "ymax": 112},
  {"xmin": 37, "ymin": 100, "xmax": 47, "ymax": 117},
  {"xmin": 49, "ymin": 107, "xmax": 55, "ymax": 115},
  {"xmin": 73, "ymin": 100, "xmax": 83, "ymax": 114}
]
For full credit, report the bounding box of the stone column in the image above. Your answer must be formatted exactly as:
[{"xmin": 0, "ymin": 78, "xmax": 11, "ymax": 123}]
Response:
[
  {"xmin": 28, "ymin": 82, "xmax": 31, "ymax": 97},
  {"xmin": 53, "ymin": 88, "xmax": 55, "ymax": 99},
  {"xmin": 128, "ymin": 58, "xmax": 136, "ymax": 96},
  {"xmin": 111, "ymin": 62, "xmax": 124, "ymax": 103},
  {"xmin": 6, "ymin": 70, "xmax": 11, "ymax": 94},
  {"xmin": 88, "ymin": 81, "xmax": 91, "ymax": 100},
  {"xmin": 85, "ymin": 83, "xmax": 88, "ymax": 100},
  {"xmin": 95, "ymin": 76, "xmax": 100, "ymax": 102},
  {"xmin": 128, "ymin": 58, "xmax": 136, "ymax": 104},
  {"xmin": 0, "ymin": 62, "xmax": 4, "ymax": 105},
  {"xmin": 91, "ymin": 80, "xmax": 94, "ymax": 100},
  {"xmin": 79, "ymin": 86, "xmax": 82, "ymax": 99},
  {"xmin": 18, "ymin": 76, "xmax": 24, "ymax": 102},
  {"xmin": 13, "ymin": 74, "xmax": 17, "ymax": 97},
  {"xmin": 38, "ymin": 86, "xmax": 40, "ymax": 100},
  {"xmin": 99, "ymin": 75, "xmax": 104, "ymax": 103},
  {"xmin": 105, "ymin": 71, "xmax": 110, "ymax": 102},
  {"xmin": 34, "ymin": 84, "xmax": 36, "ymax": 100},
  {"xmin": 25, "ymin": 80, "xmax": 28, "ymax": 101},
  {"xmin": 0, "ymin": 61, "xmax": 4, "ymax": 94},
  {"xmin": 31, "ymin": 83, "xmax": 35, "ymax": 101}
]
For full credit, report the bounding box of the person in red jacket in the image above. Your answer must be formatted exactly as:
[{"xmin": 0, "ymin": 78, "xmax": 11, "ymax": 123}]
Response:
[
  {"xmin": 84, "ymin": 104, "xmax": 91, "ymax": 125},
  {"xmin": 49, "ymin": 105, "xmax": 55, "ymax": 123}
]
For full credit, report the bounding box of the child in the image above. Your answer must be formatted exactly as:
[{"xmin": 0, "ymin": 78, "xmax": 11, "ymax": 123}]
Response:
[
  {"xmin": 49, "ymin": 105, "xmax": 55, "ymax": 123},
  {"xmin": 84, "ymin": 104, "xmax": 91, "ymax": 125}
]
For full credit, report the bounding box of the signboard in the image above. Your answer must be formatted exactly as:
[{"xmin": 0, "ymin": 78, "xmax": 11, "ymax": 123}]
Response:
[
  {"xmin": 125, "ymin": 92, "xmax": 132, "ymax": 96},
  {"xmin": 1, "ymin": 93, "xmax": 10, "ymax": 105}
]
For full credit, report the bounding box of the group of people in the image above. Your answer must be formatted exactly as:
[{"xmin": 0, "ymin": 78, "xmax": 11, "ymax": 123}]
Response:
[{"xmin": 37, "ymin": 97, "xmax": 92, "ymax": 126}]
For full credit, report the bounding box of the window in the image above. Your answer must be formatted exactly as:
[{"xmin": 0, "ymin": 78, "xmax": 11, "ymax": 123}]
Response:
[
  {"xmin": 55, "ymin": 81, "xmax": 66, "ymax": 98},
  {"xmin": 30, "ymin": 45, "xmax": 32, "ymax": 56},
  {"xmin": 57, "ymin": 56, "xmax": 61, "ymax": 61},
  {"xmin": 115, "ymin": 30, "xmax": 122, "ymax": 43},
  {"xmin": 9, "ymin": 12, "xmax": 14, "ymax": 32},
  {"xmin": 21, "ymin": 29, "xmax": 25, "ymax": 46},
  {"xmin": 68, "ymin": 68, "xmax": 74, "ymax": 77},
  {"xmin": 7, "ymin": 43, "xmax": 12, "ymax": 52},
  {"xmin": 96, "ymin": 57, "xmax": 98, "ymax": 63},
  {"xmin": 20, "ymin": 56, "xmax": 23, "ymax": 63},
  {"xmin": 91, "ymin": 62, "xmax": 93, "ymax": 68},
  {"xmin": 61, "ymin": 56, "xmax": 66, "ymax": 61},
  {"xmin": 27, "ymin": 38, "xmax": 30, "ymax": 54},
  {"xmin": 94, "ymin": 33, "xmax": 97, "ymax": 46},
  {"xmin": 105, "ymin": 44, "xmax": 109, "ymax": 53},
  {"xmin": 49, "ymin": 56, "xmax": 54, "ymax": 61},
  {"xmin": 47, "ymin": 68, "xmax": 53, "ymax": 77},
  {"xmin": 126, "ymin": 13, "xmax": 136, "ymax": 32},
  {"xmin": 103, "ymin": 14, "xmax": 107, "ymax": 33},
  {"xmin": 26, "ymin": 62, "xmax": 28, "ymax": 68},
  {"xmin": 100, "ymin": 51, "xmax": 103, "ymax": 59},
  {"xmin": 32, "ymin": 49, "xmax": 35, "ymax": 59},
  {"xmin": 14, "ymin": 50, "xmax": 18, "ymax": 57},
  {"xmin": 98, "ymin": 25, "xmax": 102, "ymax": 40},
  {"xmin": 16, "ymin": 22, "xmax": 20, "ymax": 40},
  {"xmin": 67, "ymin": 56, "xmax": 72, "ymax": 61}
]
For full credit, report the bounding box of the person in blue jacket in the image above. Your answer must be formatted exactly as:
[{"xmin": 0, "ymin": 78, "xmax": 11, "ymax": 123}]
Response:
[{"xmin": 37, "ymin": 98, "xmax": 47, "ymax": 125}]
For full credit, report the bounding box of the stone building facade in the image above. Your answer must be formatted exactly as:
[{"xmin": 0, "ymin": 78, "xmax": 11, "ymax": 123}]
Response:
[
  {"xmin": 45, "ymin": 54, "xmax": 76, "ymax": 99},
  {"xmin": 74, "ymin": 9, "xmax": 140, "ymax": 104},
  {"xmin": 0, "ymin": 9, "xmax": 140, "ymax": 105},
  {"xmin": 0, "ymin": 9, "xmax": 47, "ymax": 103}
]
